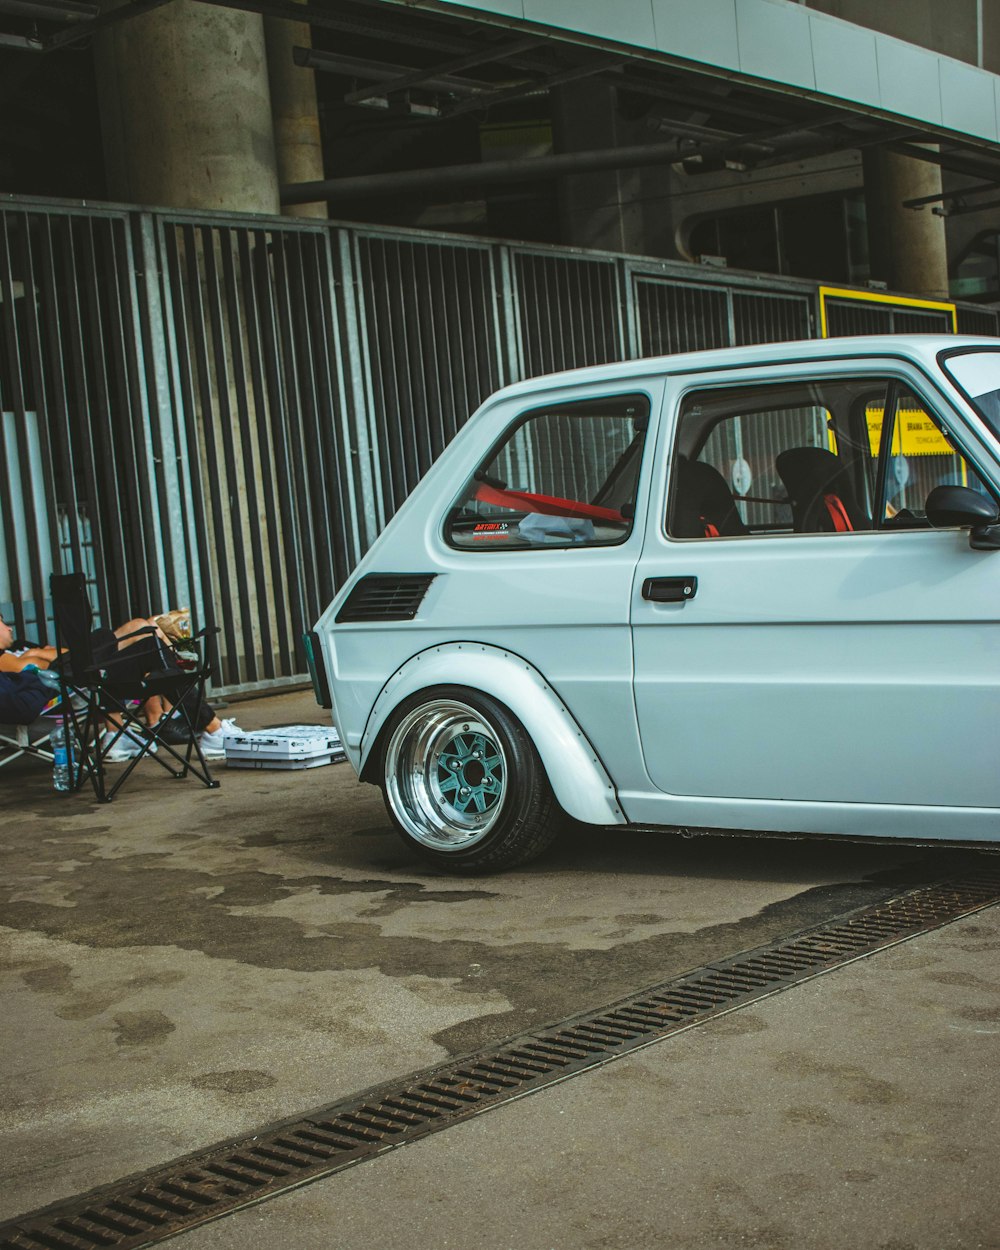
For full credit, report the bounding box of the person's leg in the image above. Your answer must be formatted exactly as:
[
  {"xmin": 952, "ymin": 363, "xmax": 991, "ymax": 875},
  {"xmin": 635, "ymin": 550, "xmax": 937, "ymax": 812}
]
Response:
[
  {"xmin": 144, "ymin": 695, "xmax": 166, "ymax": 726},
  {"xmin": 113, "ymin": 618, "xmax": 168, "ymax": 647}
]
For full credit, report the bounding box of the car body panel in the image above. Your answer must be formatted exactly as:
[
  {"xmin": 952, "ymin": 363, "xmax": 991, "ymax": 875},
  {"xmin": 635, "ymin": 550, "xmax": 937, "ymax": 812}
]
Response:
[{"xmin": 316, "ymin": 335, "xmax": 1000, "ymax": 847}]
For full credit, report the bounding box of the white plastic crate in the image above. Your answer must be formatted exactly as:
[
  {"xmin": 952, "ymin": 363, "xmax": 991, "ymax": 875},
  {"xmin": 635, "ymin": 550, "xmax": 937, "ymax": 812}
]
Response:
[{"xmin": 224, "ymin": 724, "xmax": 346, "ymax": 770}]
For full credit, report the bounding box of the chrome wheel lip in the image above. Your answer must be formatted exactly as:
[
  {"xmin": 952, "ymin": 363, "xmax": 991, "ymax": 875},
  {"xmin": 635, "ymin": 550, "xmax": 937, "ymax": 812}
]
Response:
[{"xmin": 384, "ymin": 699, "xmax": 508, "ymax": 852}]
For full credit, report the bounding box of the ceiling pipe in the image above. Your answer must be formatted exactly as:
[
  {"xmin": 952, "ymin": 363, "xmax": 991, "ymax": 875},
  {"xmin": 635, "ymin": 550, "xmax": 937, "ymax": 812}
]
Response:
[
  {"xmin": 282, "ymin": 138, "xmax": 703, "ymax": 205},
  {"xmin": 0, "ymin": 0, "xmax": 96, "ymax": 19}
]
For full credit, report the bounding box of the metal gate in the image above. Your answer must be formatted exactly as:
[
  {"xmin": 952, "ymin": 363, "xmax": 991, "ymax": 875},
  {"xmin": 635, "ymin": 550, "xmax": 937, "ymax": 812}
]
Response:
[
  {"xmin": 155, "ymin": 217, "xmax": 357, "ymax": 691},
  {"xmin": 1, "ymin": 195, "xmax": 997, "ymax": 695}
]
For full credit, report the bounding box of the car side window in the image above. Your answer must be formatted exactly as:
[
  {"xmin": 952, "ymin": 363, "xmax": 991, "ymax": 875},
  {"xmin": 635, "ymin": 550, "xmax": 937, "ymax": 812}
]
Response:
[
  {"xmin": 446, "ymin": 394, "xmax": 649, "ymax": 551},
  {"xmin": 870, "ymin": 387, "xmax": 993, "ymax": 529},
  {"xmin": 668, "ymin": 378, "xmax": 880, "ymax": 539}
]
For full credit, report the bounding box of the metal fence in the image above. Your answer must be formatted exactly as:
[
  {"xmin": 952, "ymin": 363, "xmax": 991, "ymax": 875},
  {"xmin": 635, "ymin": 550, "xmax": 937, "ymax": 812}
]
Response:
[{"xmin": 1, "ymin": 195, "xmax": 997, "ymax": 694}]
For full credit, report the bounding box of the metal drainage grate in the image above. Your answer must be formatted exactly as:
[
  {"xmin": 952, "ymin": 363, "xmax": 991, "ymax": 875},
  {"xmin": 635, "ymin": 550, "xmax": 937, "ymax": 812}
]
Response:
[{"xmin": 4, "ymin": 866, "xmax": 1000, "ymax": 1250}]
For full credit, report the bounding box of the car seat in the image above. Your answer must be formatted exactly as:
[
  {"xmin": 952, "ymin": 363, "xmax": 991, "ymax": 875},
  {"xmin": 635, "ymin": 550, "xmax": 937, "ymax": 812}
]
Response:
[
  {"xmin": 775, "ymin": 447, "xmax": 868, "ymax": 533},
  {"xmin": 671, "ymin": 457, "xmax": 749, "ymax": 538}
]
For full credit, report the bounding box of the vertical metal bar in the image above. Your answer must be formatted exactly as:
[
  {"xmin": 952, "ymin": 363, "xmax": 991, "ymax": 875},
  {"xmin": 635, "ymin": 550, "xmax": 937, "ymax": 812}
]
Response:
[
  {"xmin": 286, "ymin": 229, "xmax": 341, "ymax": 630},
  {"xmin": 336, "ymin": 228, "xmax": 382, "ymax": 549},
  {"xmin": 0, "ymin": 212, "xmax": 29, "ymax": 638},
  {"xmin": 58, "ymin": 217, "xmax": 113, "ymax": 621},
  {"xmin": 276, "ymin": 228, "xmax": 318, "ymax": 627},
  {"xmin": 248, "ymin": 227, "xmax": 306, "ymax": 676},
  {"xmin": 107, "ymin": 214, "xmax": 160, "ymax": 613},
  {"xmin": 411, "ymin": 243, "xmax": 441, "ymax": 472},
  {"xmin": 203, "ymin": 227, "xmax": 256, "ymax": 684},
  {"xmin": 0, "ymin": 211, "xmax": 54, "ymax": 640},
  {"xmin": 496, "ymin": 244, "xmax": 523, "ymax": 385},
  {"xmin": 182, "ymin": 223, "xmax": 239, "ymax": 683},
  {"xmin": 14, "ymin": 212, "xmax": 60, "ymax": 636},
  {"xmin": 123, "ymin": 213, "xmax": 175, "ymax": 614},
  {"xmin": 299, "ymin": 229, "xmax": 351, "ymax": 597},
  {"xmin": 622, "ymin": 261, "xmax": 640, "ymax": 360},
  {"xmin": 134, "ymin": 212, "xmax": 188, "ymax": 614},
  {"xmin": 365, "ymin": 237, "xmax": 407, "ymax": 515},
  {"xmin": 218, "ymin": 228, "xmax": 272, "ymax": 682},
  {"xmin": 238, "ymin": 227, "xmax": 292, "ymax": 676},
  {"xmin": 80, "ymin": 215, "xmax": 135, "ymax": 623},
  {"xmin": 321, "ymin": 228, "xmax": 364, "ymax": 569},
  {"xmin": 158, "ymin": 221, "xmax": 207, "ymax": 637},
  {"xmin": 36, "ymin": 214, "xmax": 83, "ymax": 609}
]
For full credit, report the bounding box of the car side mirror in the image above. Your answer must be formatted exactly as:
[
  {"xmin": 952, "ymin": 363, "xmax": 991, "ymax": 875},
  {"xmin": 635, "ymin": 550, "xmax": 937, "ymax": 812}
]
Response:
[{"xmin": 925, "ymin": 485, "xmax": 1000, "ymax": 550}]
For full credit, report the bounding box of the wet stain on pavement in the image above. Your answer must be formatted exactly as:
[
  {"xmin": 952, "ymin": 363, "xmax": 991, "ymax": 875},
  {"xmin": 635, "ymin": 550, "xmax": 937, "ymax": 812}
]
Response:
[
  {"xmin": 0, "ymin": 837, "xmax": 957, "ymax": 1059},
  {"xmin": 51, "ymin": 970, "xmax": 189, "ymax": 1021},
  {"xmin": 20, "ymin": 963, "xmax": 74, "ymax": 994},
  {"xmin": 113, "ymin": 1010, "xmax": 176, "ymax": 1046},
  {"xmin": 191, "ymin": 1070, "xmax": 277, "ymax": 1094},
  {"xmin": 358, "ymin": 887, "xmax": 499, "ymax": 918},
  {"xmin": 775, "ymin": 1053, "xmax": 903, "ymax": 1107},
  {"xmin": 0, "ymin": 769, "xmax": 977, "ymax": 1059},
  {"xmin": 956, "ymin": 1004, "xmax": 1000, "ymax": 1023}
]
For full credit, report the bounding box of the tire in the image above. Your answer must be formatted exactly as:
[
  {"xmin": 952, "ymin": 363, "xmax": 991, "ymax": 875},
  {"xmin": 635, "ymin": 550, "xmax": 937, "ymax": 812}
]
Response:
[{"xmin": 380, "ymin": 686, "xmax": 562, "ymax": 874}]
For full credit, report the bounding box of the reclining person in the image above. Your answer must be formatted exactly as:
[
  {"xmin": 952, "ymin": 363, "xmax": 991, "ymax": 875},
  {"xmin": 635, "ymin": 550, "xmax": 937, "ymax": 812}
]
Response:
[
  {"xmin": 2, "ymin": 612, "xmax": 238, "ymax": 761},
  {"xmin": 0, "ymin": 610, "xmax": 166, "ymax": 673}
]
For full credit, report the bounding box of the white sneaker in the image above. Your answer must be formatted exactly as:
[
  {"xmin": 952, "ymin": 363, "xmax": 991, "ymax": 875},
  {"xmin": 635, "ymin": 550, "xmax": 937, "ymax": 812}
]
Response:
[
  {"xmin": 198, "ymin": 717, "xmax": 238, "ymax": 760},
  {"xmin": 101, "ymin": 728, "xmax": 157, "ymax": 762}
]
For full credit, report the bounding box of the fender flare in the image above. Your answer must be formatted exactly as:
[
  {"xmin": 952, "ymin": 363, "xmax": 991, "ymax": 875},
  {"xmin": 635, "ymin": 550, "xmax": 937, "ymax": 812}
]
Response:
[{"xmin": 360, "ymin": 642, "xmax": 626, "ymax": 827}]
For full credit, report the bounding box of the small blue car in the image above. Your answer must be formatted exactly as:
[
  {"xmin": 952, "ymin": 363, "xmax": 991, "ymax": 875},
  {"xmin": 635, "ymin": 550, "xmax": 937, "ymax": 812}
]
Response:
[{"xmin": 313, "ymin": 336, "xmax": 1000, "ymax": 872}]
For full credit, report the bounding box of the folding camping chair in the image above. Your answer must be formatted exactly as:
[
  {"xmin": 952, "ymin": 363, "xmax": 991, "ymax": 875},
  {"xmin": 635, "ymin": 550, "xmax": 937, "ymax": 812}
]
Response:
[
  {"xmin": 50, "ymin": 573, "xmax": 221, "ymax": 802},
  {"xmin": 0, "ymin": 667, "xmax": 56, "ymax": 769},
  {"xmin": 0, "ymin": 721, "xmax": 54, "ymax": 769}
]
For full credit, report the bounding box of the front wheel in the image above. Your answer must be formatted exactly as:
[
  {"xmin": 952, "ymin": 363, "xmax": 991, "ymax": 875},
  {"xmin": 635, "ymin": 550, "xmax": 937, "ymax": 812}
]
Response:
[{"xmin": 380, "ymin": 687, "xmax": 562, "ymax": 873}]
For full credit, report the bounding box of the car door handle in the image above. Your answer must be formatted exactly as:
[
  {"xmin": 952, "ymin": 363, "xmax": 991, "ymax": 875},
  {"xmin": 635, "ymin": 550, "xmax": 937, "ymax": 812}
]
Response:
[{"xmin": 642, "ymin": 576, "xmax": 698, "ymax": 603}]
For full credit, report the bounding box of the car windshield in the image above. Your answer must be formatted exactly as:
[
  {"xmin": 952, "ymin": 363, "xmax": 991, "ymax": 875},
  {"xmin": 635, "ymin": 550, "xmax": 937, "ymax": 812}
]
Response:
[{"xmin": 942, "ymin": 350, "xmax": 1000, "ymax": 440}]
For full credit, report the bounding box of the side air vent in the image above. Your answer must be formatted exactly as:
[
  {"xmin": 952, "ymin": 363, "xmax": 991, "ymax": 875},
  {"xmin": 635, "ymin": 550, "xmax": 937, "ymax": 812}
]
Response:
[{"xmin": 335, "ymin": 574, "xmax": 436, "ymax": 623}]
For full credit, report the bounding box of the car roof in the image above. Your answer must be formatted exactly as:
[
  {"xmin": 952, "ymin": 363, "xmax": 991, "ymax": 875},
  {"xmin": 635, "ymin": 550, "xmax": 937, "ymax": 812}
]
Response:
[{"xmin": 492, "ymin": 335, "xmax": 999, "ymax": 404}]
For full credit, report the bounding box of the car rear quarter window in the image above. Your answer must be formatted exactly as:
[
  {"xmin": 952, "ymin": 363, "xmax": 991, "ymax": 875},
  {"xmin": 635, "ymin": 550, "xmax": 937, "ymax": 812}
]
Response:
[{"xmin": 446, "ymin": 394, "xmax": 649, "ymax": 551}]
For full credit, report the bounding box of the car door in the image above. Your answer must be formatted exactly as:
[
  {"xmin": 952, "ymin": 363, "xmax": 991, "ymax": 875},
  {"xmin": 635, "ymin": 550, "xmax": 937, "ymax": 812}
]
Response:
[{"xmin": 629, "ymin": 358, "xmax": 1000, "ymax": 833}]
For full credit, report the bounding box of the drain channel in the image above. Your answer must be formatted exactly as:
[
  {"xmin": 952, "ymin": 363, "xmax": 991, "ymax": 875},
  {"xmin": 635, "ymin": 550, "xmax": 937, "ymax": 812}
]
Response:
[{"xmin": 4, "ymin": 865, "xmax": 1000, "ymax": 1250}]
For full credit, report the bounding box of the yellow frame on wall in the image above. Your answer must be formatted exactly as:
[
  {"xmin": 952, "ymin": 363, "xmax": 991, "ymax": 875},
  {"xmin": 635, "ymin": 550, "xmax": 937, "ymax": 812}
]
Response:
[{"xmin": 818, "ymin": 285, "xmax": 958, "ymax": 338}]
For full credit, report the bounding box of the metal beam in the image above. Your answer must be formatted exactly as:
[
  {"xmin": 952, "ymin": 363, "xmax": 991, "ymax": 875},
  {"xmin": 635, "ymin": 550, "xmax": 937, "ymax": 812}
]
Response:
[
  {"xmin": 443, "ymin": 53, "xmax": 625, "ymax": 117},
  {"xmin": 0, "ymin": 0, "xmax": 95, "ymax": 19},
  {"xmin": 887, "ymin": 140, "xmax": 1000, "ymax": 184},
  {"xmin": 344, "ymin": 34, "xmax": 541, "ymax": 105},
  {"xmin": 293, "ymin": 46, "xmax": 490, "ymax": 96},
  {"xmin": 902, "ymin": 179, "xmax": 1000, "ymax": 208},
  {"xmin": 282, "ymin": 138, "xmax": 692, "ymax": 205},
  {"xmin": 0, "ymin": 31, "xmax": 44, "ymax": 48},
  {"xmin": 932, "ymin": 194, "xmax": 1000, "ymax": 217},
  {"xmin": 38, "ymin": 0, "xmax": 176, "ymax": 51}
]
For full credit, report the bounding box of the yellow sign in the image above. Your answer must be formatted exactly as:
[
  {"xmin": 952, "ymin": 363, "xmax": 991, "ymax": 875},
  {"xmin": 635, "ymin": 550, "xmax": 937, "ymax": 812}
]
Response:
[{"xmin": 865, "ymin": 405, "xmax": 955, "ymax": 457}]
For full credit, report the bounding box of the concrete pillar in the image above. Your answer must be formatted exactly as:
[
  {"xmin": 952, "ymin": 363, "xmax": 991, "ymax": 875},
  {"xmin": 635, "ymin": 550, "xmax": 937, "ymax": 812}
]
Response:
[
  {"xmin": 551, "ymin": 82, "xmax": 647, "ymax": 254},
  {"xmin": 863, "ymin": 147, "xmax": 950, "ymax": 299},
  {"xmin": 265, "ymin": 4, "xmax": 326, "ymax": 219},
  {"xmin": 94, "ymin": 0, "xmax": 280, "ymax": 214}
]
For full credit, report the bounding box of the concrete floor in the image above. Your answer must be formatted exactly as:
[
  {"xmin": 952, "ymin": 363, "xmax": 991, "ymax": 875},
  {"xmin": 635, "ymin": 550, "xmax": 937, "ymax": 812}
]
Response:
[
  {"xmin": 182, "ymin": 907, "xmax": 1000, "ymax": 1250},
  {"xmin": 1, "ymin": 690, "xmax": 996, "ymax": 1246}
]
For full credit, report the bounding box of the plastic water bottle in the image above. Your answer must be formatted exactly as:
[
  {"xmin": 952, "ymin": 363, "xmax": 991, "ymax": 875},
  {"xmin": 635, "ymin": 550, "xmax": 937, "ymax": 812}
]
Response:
[{"xmin": 52, "ymin": 719, "xmax": 73, "ymax": 792}]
